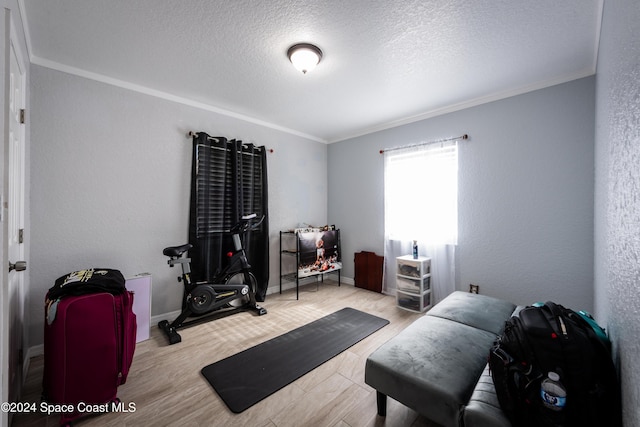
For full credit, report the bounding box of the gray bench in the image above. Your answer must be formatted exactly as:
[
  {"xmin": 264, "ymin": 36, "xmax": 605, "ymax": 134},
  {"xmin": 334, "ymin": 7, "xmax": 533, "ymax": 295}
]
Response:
[{"xmin": 365, "ymin": 291, "xmax": 518, "ymax": 427}]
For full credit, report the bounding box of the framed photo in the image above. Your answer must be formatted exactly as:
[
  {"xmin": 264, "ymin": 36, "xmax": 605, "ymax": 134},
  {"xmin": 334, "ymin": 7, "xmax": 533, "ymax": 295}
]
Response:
[{"xmin": 296, "ymin": 229, "xmax": 342, "ymax": 278}]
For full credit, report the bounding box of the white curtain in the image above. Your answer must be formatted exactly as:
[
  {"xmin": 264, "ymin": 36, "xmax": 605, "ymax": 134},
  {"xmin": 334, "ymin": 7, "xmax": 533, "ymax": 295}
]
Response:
[{"xmin": 383, "ymin": 140, "xmax": 458, "ymax": 304}]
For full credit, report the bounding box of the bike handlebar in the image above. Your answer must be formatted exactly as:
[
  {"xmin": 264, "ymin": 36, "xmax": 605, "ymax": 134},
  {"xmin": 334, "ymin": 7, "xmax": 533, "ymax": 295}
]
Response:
[
  {"xmin": 163, "ymin": 214, "xmax": 263, "ymax": 258},
  {"xmin": 231, "ymin": 213, "xmax": 265, "ymax": 233}
]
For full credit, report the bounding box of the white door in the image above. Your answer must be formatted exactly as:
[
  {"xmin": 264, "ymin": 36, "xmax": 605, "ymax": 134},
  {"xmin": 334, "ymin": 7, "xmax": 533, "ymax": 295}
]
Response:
[{"xmin": 6, "ymin": 35, "xmax": 26, "ymax": 411}]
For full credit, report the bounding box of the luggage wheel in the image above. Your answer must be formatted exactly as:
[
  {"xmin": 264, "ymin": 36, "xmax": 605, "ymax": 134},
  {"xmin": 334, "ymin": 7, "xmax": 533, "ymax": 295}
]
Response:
[{"xmin": 107, "ymin": 398, "xmax": 121, "ymax": 412}]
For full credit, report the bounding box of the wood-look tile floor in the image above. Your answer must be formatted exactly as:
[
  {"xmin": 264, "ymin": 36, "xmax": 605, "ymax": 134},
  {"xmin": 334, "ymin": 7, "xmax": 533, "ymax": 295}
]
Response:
[{"xmin": 13, "ymin": 282, "xmax": 442, "ymax": 427}]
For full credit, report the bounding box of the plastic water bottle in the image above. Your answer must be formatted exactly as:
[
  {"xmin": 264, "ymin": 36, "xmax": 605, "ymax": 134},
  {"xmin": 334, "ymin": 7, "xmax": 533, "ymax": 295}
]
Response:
[
  {"xmin": 540, "ymin": 371, "xmax": 567, "ymax": 411},
  {"xmin": 412, "ymin": 241, "xmax": 418, "ymax": 259}
]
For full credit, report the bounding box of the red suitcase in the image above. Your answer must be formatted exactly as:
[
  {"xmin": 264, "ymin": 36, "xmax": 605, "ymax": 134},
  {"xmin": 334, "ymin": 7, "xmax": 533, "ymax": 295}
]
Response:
[{"xmin": 43, "ymin": 290, "xmax": 136, "ymax": 426}]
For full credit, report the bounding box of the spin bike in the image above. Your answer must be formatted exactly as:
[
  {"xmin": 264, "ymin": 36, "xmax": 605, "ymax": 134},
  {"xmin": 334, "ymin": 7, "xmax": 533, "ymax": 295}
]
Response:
[{"xmin": 158, "ymin": 213, "xmax": 267, "ymax": 344}]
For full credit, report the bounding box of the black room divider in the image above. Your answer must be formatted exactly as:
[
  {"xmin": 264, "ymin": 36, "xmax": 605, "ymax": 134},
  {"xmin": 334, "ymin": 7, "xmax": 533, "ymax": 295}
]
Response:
[{"xmin": 188, "ymin": 132, "xmax": 269, "ymax": 301}]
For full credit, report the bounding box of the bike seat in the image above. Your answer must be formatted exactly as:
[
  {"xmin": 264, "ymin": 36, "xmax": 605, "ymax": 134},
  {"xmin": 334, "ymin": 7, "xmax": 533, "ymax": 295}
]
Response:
[{"xmin": 163, "ymin": 244, "xmax": 193, "ymax": 257}]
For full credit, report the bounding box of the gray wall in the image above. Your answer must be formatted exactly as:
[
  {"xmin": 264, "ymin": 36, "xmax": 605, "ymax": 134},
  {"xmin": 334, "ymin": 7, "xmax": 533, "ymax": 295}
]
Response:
[
  {"xmin": 328, "ymin": 77, "xmax": 595, "ymax": 310},
  {"xmin": 595, "ymin": 0, "xmax": 640, "ymax": 424},
  {"xmin": 22, "ymin": 2, "xmax": 640, "ymax": 422},
  {"xmin": 29, "ymin": 65, "xmax": 327, "ymax": 345}
]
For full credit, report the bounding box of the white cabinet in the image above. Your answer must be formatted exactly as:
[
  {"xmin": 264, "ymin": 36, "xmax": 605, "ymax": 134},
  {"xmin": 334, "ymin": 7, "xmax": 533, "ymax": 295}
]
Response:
[{"xmin": 396, "ymin": 255, "xmax": 432, "ymax": 312}]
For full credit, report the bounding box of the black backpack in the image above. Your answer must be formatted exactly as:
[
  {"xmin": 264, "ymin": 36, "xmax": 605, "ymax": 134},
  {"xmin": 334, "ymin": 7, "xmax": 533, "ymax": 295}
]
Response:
[
  {"xmin": 48, "ymin": 268, "xmax": 126, "ymax": 300},
  {"xmin": 489, "ymin": 301, "xmax": 621, "ymax": 427}
]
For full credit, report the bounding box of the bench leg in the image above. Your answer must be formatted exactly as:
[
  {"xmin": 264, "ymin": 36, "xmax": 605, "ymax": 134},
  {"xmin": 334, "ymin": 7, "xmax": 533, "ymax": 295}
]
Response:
[{"xmin": 376, "ymin": 391, "xmax": 387, "ymax": 416}]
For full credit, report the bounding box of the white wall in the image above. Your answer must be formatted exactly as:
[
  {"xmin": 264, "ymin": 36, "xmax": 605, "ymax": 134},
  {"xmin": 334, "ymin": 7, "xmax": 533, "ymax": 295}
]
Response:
[
  {"xmin": 328, "ymin": 77, "xmax": 596, "ymax": 311},
  {"xmin": 594, "ymin": 0, "xmax": 640, "ymax": 424},
  {"xmin": 29, "ymin": 65, "xmax": 327, "ymax": 345}
]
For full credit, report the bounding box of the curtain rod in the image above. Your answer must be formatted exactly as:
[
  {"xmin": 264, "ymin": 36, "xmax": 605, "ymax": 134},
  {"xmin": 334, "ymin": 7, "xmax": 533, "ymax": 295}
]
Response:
[
  {"xmin": 187, "ymin": 131, "xmax": 274, "ymax": 153},
  {"xmin": 379, "ymin": 133, "xmax": 468, "ymax": 154}
]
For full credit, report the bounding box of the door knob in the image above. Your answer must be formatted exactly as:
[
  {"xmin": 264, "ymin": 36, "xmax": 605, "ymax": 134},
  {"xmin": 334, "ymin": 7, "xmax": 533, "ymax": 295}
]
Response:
[{"xmin": 9, "ymin": 260, "xmax": 26, "ymax": 272}]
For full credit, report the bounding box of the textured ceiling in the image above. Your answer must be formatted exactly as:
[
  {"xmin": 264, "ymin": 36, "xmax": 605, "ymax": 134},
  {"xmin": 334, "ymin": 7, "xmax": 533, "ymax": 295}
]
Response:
[{"xmin": 22, "ymin": 0, "xmax": 602, "ymax": 143}]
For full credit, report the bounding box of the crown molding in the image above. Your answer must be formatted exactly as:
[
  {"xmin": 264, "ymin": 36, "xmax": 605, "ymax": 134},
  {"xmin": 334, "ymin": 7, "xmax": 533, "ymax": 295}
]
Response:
[{"xmin": 30, "ymin": 55, "xmax": 327, "ymax": 144}]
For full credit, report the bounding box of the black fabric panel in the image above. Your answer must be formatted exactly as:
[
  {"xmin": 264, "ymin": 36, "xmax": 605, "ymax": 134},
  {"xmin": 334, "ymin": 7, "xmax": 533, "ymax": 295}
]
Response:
[
  {"xmin": 188, "ymin": 132, "xmax": 269, "ymax": 299},
  {"xmin": 252, "ymin": 146, "xmax": 269, "ymax": 301}
]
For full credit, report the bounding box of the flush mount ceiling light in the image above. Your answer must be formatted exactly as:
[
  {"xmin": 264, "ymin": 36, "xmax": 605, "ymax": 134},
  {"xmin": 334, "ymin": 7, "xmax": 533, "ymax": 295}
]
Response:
[{"xmin": 287, "ymin": 43, "xmax": 323, "ymax": 74}]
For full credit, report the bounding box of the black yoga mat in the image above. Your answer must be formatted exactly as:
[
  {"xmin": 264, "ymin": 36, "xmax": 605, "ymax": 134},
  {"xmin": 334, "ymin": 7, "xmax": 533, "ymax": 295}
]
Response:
[{"xmin": 201, "ymin": 307, "xmax": 389, "ymax": 413}]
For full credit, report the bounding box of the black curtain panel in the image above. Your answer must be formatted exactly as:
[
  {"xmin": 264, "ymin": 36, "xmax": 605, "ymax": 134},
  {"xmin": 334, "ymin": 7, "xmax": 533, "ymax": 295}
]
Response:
[{"xmin": 188, "ymin": 132, "xmax": 269, "ymax": 301}]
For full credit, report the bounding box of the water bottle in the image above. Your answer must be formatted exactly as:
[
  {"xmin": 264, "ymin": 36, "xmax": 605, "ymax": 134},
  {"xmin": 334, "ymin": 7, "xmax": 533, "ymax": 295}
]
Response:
[
  {"xmin": 540, "ymin": 371, "xmax": 567, "ymax": 411},
  {"xmin": 412, "ymin": 240, "xmax": 418, "ymax": 259}
]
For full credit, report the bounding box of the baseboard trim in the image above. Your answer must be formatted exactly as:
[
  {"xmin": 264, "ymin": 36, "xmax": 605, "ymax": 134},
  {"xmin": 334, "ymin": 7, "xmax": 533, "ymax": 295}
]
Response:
[{"xmin": 27, "ymin": 276, "xmax": 356, "ymax": 360}]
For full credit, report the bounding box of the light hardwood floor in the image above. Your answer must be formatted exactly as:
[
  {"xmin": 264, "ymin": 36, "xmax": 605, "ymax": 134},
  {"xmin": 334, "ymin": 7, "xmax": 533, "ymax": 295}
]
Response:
[{"xmin": 14, "ymin": 281, "xmax": 441, "ymax": 427}]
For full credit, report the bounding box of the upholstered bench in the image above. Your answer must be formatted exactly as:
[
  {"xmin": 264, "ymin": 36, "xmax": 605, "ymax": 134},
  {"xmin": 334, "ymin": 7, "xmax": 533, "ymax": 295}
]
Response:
[{"xmin": 365, "ymin": 291, "xmax": 519, "ymax": 427}]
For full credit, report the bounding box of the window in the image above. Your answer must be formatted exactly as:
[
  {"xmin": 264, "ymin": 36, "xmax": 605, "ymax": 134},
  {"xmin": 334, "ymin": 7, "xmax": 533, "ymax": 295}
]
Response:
[
  {"xmin": 382, "ymin": 139, "xmax": 458, "ymax": 302},
  {"xmin": 384, "ymin": 141, "xmax": 458, "ymax": 245}
]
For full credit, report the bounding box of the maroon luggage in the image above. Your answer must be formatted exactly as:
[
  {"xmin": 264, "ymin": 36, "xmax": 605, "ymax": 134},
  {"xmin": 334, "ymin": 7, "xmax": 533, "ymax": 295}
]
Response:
[{"xmin": 43, "ymin": 290, "xmax": 136, "ymax": 426}]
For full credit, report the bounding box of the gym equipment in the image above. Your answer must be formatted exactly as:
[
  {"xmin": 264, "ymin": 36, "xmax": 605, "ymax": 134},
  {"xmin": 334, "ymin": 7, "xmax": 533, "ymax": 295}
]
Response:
[{"xmin": 158, "ymin": 214, "xmax": 267, "ymax": 344}]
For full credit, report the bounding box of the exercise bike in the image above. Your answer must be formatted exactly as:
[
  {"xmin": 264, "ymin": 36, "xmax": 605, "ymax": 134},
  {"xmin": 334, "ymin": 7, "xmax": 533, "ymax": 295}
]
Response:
[{"xmin": 158, "ymin": 213, "xmax": 267, "ymax": 344}]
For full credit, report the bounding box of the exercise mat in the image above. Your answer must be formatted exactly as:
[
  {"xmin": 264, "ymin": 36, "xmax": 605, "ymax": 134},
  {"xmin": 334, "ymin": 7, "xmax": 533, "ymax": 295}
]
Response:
[{"xmin": 201, "ymin": 307, "xmax": 389, "ymax": 413}]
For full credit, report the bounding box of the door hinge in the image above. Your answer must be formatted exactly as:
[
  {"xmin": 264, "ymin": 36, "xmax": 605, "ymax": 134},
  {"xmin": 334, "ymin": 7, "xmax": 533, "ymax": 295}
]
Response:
[
  {"xmin": 18, "ymin": 228, "xmax": 24, "ymax": 244},
  {"xmin": 20, "ymin": 109, "xmax": 25, "ymax": 124}
]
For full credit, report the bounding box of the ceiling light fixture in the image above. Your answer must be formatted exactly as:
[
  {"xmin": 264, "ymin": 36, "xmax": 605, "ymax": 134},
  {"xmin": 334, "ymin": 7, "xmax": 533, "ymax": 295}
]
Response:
[{"xmin": 287, "ymin": 43, "xmax": 323, "ymax": 74}]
